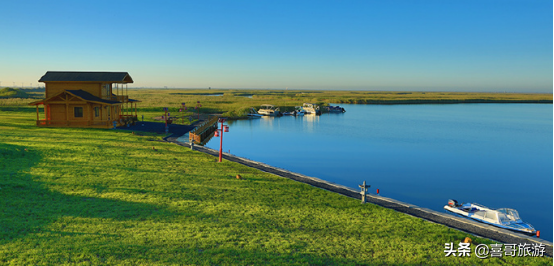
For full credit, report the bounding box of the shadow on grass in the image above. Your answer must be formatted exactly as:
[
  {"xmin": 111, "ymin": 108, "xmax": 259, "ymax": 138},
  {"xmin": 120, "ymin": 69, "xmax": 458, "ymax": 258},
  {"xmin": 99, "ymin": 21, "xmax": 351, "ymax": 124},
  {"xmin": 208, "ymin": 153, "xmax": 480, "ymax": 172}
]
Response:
[
  {"xmin": 0, "ymin": 142, "xmax": 178, "ymax": 242},
  {"xmin": 0, "ymin": 106, "xmax": 39, "ymax": 113},
  {"xmin": 0, "ymin": 142, "xmax": 367, "ymax": 264}
]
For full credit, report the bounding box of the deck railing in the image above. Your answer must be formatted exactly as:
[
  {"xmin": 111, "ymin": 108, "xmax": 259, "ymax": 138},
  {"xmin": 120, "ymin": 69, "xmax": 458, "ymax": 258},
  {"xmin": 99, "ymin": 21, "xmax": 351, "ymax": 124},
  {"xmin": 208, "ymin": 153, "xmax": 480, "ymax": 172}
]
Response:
[
  {"xmin": 35, "ymin": 117, "xmax": 136, "ymax": 128},
  {"xmin": 108, "ymin": 95, "xmax": 129, "ymax": 102},
  {"xmin": 36, "ymin": 119, "xmax": 110, "ymax": 127}
]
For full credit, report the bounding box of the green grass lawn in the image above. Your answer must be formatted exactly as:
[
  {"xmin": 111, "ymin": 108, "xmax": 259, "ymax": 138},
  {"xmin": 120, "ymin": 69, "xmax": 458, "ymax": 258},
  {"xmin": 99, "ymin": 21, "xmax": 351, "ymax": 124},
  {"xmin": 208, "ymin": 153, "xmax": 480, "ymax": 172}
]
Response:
[{"xmin": 0, "ymin": 108, "xmax": 551, "ymax": 265}]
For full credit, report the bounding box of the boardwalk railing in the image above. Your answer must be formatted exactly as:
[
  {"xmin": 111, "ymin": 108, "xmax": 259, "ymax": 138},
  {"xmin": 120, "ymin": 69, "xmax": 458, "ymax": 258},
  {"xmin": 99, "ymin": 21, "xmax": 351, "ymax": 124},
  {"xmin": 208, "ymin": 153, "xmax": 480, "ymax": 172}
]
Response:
[{"xmin": 189, "ymin": 115, "xmax": 219, "ymax": 144}]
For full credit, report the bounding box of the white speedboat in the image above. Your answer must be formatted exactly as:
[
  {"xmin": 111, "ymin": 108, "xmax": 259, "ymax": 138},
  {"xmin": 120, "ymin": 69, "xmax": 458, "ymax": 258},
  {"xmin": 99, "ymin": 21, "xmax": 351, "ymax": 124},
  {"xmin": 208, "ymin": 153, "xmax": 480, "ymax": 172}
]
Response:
[
  {"xmin": 444, "ymin": 199, "xmax": 538, "ymax": 236},
  {"xmin": 258, "ymin": 104, "xmax": 282, "ymax": 116},
  {"xmin": 302, "ymin": 103, "xmax": 321, "ymax": 115}
]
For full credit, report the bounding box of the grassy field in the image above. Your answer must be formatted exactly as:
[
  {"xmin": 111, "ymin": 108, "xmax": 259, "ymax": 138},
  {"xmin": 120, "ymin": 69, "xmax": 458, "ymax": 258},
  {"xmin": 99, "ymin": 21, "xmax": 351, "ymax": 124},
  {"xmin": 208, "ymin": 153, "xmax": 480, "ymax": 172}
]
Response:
[
  {"xmin": 2, "ymin": 89, "xmax": 551, "ymax": 120},
  {"xmin": 127, "ymin": 89, "xmax": 553, "ymax": 119},
  {"xmin": 1, "ymin": 105, "xmax": 552, "ymax": 263}
]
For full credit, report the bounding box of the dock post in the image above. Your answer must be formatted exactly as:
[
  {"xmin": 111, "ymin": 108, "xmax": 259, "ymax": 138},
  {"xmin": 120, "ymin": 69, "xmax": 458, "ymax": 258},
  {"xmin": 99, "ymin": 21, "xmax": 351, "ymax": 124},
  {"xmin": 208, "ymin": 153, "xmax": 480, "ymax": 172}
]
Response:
[{"xmin": 359, "ymin": 181, "xmax": 370, "ymax": 204}]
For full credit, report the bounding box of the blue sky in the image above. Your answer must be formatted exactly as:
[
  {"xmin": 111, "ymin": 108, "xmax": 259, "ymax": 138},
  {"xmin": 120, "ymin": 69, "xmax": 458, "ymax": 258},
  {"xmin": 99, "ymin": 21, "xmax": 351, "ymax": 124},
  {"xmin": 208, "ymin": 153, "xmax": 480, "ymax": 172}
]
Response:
[{"xmin": 1, "ymin": 0, "xmax": 552, "ymax": 92}]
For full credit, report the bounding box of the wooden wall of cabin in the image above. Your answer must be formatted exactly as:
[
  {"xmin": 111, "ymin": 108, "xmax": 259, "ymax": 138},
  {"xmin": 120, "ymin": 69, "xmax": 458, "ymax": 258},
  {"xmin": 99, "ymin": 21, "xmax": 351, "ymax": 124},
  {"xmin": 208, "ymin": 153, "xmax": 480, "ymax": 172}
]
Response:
[
  {"xmin": 68, "ymin": 103, "xmax": 88, "ymax": 126},
  {"xmin": 46, "ymin": 103, "xmax": 90, "ymax": 125},
  {"xmin": 100, "ymin": 83, "xmax": 113, "ymax": 99},
  {"xmin": 49, "ymin": 104, "xmax": 66, "ymax": 125},
  {"xmin": 45, "ymin": 104, "xmax": 51, "ymax": 120},
  {"xmin": 45, "ymin": 83, "xmax": 102, "ymax": 98},
  {"xmin": 103, "ymin": 105, "xmax": 119, "ymax": 122},
  {"xmin": 91, "ymin": 104, "xmax": 103, "ymax": 122}
]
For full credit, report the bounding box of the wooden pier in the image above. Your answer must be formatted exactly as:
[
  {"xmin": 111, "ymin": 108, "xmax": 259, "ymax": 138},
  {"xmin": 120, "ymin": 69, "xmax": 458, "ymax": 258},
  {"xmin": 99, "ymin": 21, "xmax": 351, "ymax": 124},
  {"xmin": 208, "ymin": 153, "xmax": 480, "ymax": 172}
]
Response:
[{"xmin": 189, "ymin": 115, "xmax": 219, "ymax": 144}]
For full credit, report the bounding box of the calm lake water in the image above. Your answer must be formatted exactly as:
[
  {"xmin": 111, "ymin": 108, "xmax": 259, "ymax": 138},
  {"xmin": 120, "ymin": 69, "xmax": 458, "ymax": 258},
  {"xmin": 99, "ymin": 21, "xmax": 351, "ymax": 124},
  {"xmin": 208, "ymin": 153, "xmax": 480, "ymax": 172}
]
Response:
[{"xmin": 203, "ymin": 104, "xmax": 553, "ymax": 241}]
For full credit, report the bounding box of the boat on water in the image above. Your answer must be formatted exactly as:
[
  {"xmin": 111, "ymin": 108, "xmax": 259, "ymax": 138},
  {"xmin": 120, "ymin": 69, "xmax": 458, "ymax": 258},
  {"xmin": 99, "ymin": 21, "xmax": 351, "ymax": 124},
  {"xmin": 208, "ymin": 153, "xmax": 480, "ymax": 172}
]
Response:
[
  {"xmin": 247, "ymin": 108, "xmax": 263, "ymax": 118},
  {"xmin": 294, "ymin": 106, "xmax": 305, "ymax": 116},
  {"xmin": 444, "ymin": 199, "xmax": 538, "ymax": 236},
  {"xmin": 257, "ymin": 104, "xmax": 282, "ymax": 116},
  {"xmin": 302, "ymin": 103, "xmax": 321, "ymax": 115},
  {"xmin": 326, "ymin": 105, "xmax": 346, "ymax": 113},
  {"xmin": 283, "ymin": 107, "xmax": 306, "ymax": 116}
]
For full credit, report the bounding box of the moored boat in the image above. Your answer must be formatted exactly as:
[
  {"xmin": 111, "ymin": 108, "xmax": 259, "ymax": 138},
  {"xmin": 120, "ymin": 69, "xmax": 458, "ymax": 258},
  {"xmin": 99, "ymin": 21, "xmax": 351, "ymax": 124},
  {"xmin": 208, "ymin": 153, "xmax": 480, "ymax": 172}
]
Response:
[
  {"xmin": 257, "ymin": 104, "xmax": 282, "ymax": 116},
  {"xmin": 302, "ymin": 103, "xmax": 321, "ymax": 115},
  {"xmin": 294, "ymin": 106, "xmax": 305, "ymax": 116},
  {"xmin": 444, "ymin": 199, "xmax": 538, "ymax": 237},
  {"xmin": 326, "ymin": 105, "xmax": 346, "ymax": 113},
  {"xmin": 247, "ymin": 107, "xmax": 263, "ymax": 118}
]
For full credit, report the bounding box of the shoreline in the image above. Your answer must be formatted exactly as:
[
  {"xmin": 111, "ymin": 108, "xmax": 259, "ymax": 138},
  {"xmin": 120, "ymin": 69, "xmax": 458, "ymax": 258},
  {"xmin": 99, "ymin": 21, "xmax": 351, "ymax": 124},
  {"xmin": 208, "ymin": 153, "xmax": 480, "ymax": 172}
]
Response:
[
  {"xmin": 166, "ymin": 135, "xmax": 553, "ymax": 256},
  {"xmin": 351, "ymin": 100, "xmax": 553, "ymax": 104}
]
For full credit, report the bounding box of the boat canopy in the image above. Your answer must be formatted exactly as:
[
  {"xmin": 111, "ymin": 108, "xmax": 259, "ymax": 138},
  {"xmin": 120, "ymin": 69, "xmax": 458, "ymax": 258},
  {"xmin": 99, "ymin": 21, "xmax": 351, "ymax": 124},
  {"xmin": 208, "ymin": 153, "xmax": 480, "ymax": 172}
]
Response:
[
  {"xmin": 470, "ymin": 208, "xmax": 524, "ymax": 225},
  {"xmin": 496, "ymin": 208, "xmax": 522, "ymax": 223},
  {"xmin": 260, "ymin": 104, "xmax": 276, "ymax": 109}
]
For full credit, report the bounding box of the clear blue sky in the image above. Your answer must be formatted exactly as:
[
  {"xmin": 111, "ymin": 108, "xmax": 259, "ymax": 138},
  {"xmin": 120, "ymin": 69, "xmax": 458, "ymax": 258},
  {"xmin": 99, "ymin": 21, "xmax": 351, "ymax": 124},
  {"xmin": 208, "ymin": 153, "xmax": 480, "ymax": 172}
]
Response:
[{"xmin": 1, "ymin": 0, "xmax": 552, "ymax": 92}]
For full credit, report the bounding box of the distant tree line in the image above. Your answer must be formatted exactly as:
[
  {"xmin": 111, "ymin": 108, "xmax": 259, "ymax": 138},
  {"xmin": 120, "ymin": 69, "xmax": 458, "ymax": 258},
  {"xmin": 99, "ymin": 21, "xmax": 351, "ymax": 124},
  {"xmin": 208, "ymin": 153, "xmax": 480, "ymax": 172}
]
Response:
[
  {"xmin": 21, "ymin": 87, "xmax": 45, "ymax": 92},
  {"xmin": 0, "ymin": 88, "xmax": 30, "ymax": 98}
]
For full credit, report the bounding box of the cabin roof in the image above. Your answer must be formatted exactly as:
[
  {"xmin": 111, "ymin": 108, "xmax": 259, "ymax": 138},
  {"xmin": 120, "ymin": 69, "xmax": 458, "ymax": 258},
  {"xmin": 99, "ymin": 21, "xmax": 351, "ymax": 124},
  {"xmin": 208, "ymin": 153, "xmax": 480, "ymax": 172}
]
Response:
[
  {"xmin": 39, "ymin": 71, "xmax": 133, "ymax": 83},
  {"xmin": 66, "ymin": 90, "xmax": 121, "ymax": 104},
  {"xmin": 28, "ymin": 90, "xmax": 122, "ymax": 105}
]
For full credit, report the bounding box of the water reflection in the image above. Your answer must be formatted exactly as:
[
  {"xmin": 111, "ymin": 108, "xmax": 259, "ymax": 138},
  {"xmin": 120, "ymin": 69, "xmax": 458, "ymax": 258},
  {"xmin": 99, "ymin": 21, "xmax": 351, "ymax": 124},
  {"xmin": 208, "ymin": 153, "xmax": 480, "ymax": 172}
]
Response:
[
  {"xmin": 260, "ymin": 116, "xmax": 278, "ymax": 131},
  {"xmin": 303, "ymin": 114, "xmax": 319, "ymax": 133}
]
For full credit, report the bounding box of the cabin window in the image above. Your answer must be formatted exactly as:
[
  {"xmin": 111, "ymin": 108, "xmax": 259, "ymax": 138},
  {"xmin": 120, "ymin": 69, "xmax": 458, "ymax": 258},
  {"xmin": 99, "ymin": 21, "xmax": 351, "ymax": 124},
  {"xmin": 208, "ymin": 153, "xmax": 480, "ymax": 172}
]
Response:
[
  {"xmin": 74, "ymin": 107, "xmax": 83, "ymax": 118},
  {"xmin": 103, "ymin": 84, "xmax": 110, "ymax": 97},
  {"xmin": 94, "ymin": 107, "xmax": 100, "ymax": 117}
]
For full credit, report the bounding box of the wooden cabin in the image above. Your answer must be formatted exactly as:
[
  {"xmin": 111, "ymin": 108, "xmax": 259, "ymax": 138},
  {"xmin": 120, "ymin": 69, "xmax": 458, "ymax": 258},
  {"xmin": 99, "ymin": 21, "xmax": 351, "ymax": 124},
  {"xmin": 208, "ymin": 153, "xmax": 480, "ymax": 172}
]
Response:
[{"xmin": 29, "ymin": 71, "xmax": 140, "ymax": 128}]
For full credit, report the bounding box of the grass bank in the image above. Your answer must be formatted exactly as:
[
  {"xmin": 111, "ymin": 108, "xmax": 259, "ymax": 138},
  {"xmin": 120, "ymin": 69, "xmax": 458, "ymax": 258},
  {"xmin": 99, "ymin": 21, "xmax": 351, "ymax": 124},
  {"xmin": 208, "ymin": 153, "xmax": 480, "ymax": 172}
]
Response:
[
  {"xmin": 127, "ymin": 89, "xmax": 553, "ymax": 119},
  {"xmin": 2, "ymin": 89, "xmax": 551, "ymax": 120},
  {"xmin": 0, "ymin": 109, "xmax": 551, "ymax": 265}
]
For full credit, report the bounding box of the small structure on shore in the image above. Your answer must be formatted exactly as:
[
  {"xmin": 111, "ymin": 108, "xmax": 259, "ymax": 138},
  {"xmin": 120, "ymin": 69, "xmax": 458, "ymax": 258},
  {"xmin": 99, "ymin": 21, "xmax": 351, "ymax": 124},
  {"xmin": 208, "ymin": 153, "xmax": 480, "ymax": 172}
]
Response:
[
  {"xmin": 359, "ymin": 181, "xmax": 370, "ymax": 204},
  {"xmin": 189, "ymin": 116, "xmax": 219, "ymax": 144},
  {"xmin": 29, "ymin": 71, "xmax": 140, "ymax": 128}
]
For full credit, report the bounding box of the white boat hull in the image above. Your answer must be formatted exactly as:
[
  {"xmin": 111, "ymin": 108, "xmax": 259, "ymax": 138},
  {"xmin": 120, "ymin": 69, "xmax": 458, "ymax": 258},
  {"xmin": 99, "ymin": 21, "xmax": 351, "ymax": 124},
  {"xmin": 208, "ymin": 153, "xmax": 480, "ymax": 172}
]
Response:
[
  {"xmin": 258, "ymin": 110, "xmax": 281, "ymax": 116},
  {"xmin": 444, "ymin": 204, "xmax": 536, "ymax": 236},
  {"xmin": 247, "ymin": 114, "xmax": 263, "ymax": 118}
]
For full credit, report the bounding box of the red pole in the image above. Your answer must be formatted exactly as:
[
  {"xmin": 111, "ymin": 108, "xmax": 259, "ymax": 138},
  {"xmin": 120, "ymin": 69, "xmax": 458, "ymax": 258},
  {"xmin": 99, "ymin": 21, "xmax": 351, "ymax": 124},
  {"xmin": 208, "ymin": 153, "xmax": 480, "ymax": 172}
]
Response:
[{"xmin": 219, "ymin": 120, "xmax": 223, "ymax": 162}]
